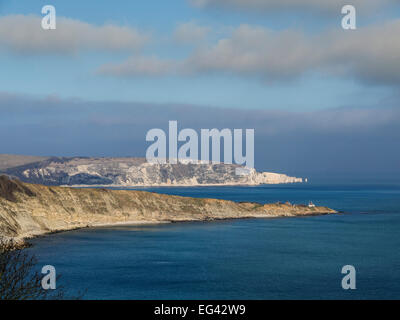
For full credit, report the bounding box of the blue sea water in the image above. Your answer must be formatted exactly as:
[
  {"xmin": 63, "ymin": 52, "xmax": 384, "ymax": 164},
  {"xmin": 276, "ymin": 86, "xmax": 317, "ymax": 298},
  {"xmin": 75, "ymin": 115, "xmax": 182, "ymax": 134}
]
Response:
[{"xmin": 28, "ymin": 184, "xmax": 400, "ymax": 299}]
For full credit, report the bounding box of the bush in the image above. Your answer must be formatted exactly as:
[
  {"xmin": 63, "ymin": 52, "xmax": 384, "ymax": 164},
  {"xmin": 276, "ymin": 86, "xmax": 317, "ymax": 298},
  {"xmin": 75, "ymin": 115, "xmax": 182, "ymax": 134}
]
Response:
[{"xmin": 0, "ymin": 240, "xmax": 67, "ymax": 300}]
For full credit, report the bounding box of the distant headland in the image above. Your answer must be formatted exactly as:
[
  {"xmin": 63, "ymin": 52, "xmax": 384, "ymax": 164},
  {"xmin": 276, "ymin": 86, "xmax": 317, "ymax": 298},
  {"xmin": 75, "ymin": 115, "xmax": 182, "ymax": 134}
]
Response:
[
  {"xmin": 0, "ymin": 176, "xmax": 335, "ymax": 242},
  {"xmin": 0, "ymin": 154, "xmax": 303, "ymax": 187}
]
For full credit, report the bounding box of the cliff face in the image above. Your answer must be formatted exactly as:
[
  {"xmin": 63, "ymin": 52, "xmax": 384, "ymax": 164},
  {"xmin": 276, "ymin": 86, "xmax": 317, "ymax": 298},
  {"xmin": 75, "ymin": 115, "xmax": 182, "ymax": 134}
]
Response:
[
  {"xmin": 2, "ymin": 156, "xmax": 303, "ymax": 187},
  {"xmin": 0, "ymin": 176, "xmax": 335, "ymax": 241}
]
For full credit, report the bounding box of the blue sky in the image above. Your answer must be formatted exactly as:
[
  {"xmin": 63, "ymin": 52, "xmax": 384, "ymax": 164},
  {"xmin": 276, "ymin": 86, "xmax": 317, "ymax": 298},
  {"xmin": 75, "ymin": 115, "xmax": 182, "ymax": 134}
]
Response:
[
  {"xmin": 0, "ymin": 0, "xmax": 399, "ymax": 110},
  {"xmin": 0, "ymin": 0, "xmax": 400, "ymax": 181}
]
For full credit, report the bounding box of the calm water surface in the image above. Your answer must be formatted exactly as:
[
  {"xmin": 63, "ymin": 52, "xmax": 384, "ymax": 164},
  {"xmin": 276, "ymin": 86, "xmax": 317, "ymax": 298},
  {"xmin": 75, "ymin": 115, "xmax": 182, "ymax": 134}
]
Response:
[{"xmin": 28, "ymin": 184, "xmax": 400, "ymax": 299}]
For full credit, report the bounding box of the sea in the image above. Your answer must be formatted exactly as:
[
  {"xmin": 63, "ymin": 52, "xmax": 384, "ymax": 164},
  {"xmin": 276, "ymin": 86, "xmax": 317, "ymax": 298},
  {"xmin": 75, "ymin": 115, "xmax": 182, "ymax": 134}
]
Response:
[{"xmin": 28, "ymin": 184, "xmax": 400, "ymax": 299}]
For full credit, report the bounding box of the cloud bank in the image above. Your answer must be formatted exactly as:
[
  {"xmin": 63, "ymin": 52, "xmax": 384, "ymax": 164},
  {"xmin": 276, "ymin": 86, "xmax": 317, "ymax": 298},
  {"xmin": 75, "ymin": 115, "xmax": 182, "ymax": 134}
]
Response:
[
  {"xmin": 0, "ymin": 15, "xmax": 148, "ymax": 54},
  {"xmin": 1, "ymin": 13, "xmax": 400, "ymax": 86},
  {"xmin": 190, "ymin": 0, "xmax": 395, "ymax": 13},
  {"xmin": 1, "ymin": 92, "xmax": 399, "ymax": 181},
  {"xmin": 98, "ymin": 21, "xmax": 400, "ymax": 85}
]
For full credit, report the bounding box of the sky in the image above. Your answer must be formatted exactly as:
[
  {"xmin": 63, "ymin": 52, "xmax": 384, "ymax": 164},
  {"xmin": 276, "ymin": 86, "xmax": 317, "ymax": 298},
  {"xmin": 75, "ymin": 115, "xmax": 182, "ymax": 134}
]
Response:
[{"xmin": 0, "ymin": 0, "xmax": 400, "ymax": 182}]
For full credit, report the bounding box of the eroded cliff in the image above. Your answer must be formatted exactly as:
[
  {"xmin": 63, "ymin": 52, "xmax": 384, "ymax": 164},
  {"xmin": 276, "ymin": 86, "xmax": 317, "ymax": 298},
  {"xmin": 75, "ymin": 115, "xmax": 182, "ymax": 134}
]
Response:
[{"xmin": 0, "ymin": 176, "xmax": 335, "ymax": 241}]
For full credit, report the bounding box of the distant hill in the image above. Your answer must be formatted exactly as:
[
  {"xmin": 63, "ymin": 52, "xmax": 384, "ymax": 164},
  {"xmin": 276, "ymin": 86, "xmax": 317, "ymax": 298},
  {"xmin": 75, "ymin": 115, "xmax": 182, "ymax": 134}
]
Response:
[
  {"xmin": 0, "ymin": 154, "xmax": 49, "ymax": 171},
  {"xmin": 0, "ymin": 154, "xmax": 303, "ymax": 187}
]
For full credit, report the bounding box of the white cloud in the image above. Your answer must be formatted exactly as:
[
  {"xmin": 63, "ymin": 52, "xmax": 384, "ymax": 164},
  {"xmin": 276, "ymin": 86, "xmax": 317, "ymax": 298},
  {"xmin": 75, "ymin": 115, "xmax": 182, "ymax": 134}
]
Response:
[
  {"xmin": 182, "ymin": 21, "xmax": 400, "ymax": 84},
  {"xmin": 323, "ymin": 20, "xmax": 400, "ymax": 84},
  {"xmin": 183, "ymin": 25, "xmax": 315, "ymax": 79},
  {"xmin": 191, "ymin": 0, "xmax": 395, "ymax": 13},
  {"xmin": 87, "ymin": 16, "xmax": 400, "ymax": 86},
  {"xmin": 0, "ymin": 14, "xmax": 148, "ymax": 54},
  {"xmin": 173, "ymin": 21, "xmax": 210, "ymax": 44}
]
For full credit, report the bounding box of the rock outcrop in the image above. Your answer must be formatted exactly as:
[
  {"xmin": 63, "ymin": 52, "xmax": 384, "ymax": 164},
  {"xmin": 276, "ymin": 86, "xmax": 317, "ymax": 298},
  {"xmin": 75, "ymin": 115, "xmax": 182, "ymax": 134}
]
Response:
[
  {"xmin": 0, "ymin": 176, "xmax": 335, "ymax": 241},
  {"xmin": 1, "ymin": 156, "xmax": 303, "ymax": 187}
]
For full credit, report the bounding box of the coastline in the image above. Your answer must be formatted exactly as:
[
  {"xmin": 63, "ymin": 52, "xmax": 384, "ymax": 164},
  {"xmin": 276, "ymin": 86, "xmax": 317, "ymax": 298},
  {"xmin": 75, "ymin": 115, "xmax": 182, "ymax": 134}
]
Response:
[
  {"xmin": 12, "ymin": 220, "xmax": 172, "ymax": 245},
  {"xmin": 3, "ymin": 210, "xmax": 333, "ymax": 244},
  {"xmin": 0, "ymin": 176, "xmax": 336, "ymax": 243},
  {"xmin": 63, "ymin": 181, "xmax": 304, "ymax": 188},
  {"xmin": 9, "ymin": 211, "xmax": 336, "ymax": 245}
]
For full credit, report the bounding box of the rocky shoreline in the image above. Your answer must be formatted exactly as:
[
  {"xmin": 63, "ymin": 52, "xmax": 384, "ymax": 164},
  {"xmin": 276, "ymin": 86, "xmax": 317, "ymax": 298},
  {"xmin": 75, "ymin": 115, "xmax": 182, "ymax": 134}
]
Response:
[{"xmin": 0, "ymin": 176, "xmax": 336, "ymax": 243}]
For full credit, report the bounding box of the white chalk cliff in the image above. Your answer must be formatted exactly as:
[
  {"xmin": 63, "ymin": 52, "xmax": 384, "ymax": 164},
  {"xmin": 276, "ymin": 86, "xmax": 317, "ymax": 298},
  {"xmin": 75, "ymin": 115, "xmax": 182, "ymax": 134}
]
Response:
[{"xmin": 2, "ymin": 156, "xmax": 303, "ymax": 187}]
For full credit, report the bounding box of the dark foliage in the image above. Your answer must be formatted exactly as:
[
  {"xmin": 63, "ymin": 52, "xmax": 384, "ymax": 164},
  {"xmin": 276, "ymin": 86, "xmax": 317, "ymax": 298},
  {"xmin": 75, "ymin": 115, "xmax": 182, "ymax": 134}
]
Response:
[{"xmin": 0, "ymin": 240, "xmax": 76, "ymax": 300}]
